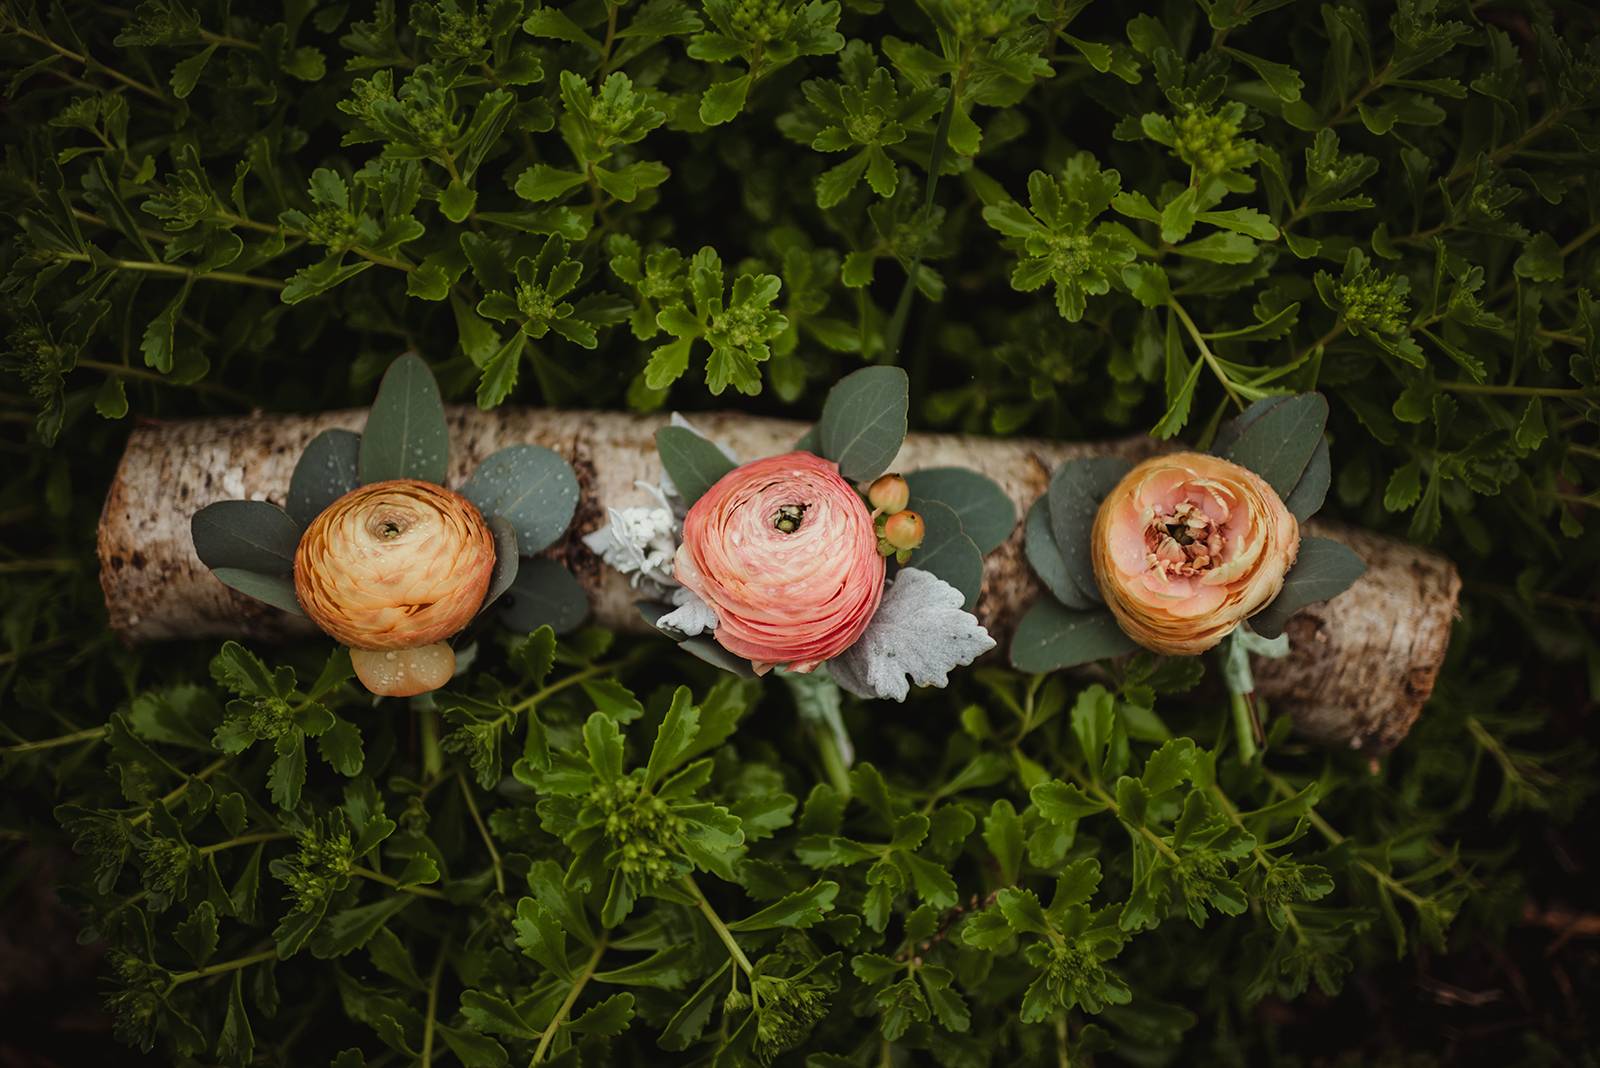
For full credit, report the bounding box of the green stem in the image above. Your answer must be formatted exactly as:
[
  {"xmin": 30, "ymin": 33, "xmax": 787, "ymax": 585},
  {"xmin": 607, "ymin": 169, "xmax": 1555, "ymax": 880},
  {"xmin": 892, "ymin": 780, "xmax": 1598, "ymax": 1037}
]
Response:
[
  {"xmin": 350, "ymin": 866, "xmax": 449, "ymax": 900},
  {"xmin": 0, "ymin": 559, "xmax": 77, "ymax": 573},
  {"xmin": 77, "ymin": 359, "xmax": 253, "ymax": 404},
  {"xmin": 1438, "ymin": 382, "xmax": 1583, "ymax": 398},
  {"xmin": 1168, "ymin": 297, "xmax": 1246, "ymax": 410},
  {"xmin": 198, "ymin": 831, "xmax": 291, "ymax": 856},
  {"xmin": 1262, "ymin": 770, "xmax": 1430, "ymax": 910},
  {"xmin": 421, "ymin": 941, "xmax": 447, "ymax": 1066},
  {"xmin": 531, "ymin": 935, "xmax": 609, "ymax": 1065},
  {"xmin": 511, "ymin": 658, "xmax": 634, "ymax": 715},
  {"xmin": 0, "ymin": 724, "xmax": 108, "ymax": 753},
  {"xmin": 55, "ymin": 252, "xmax": 284, "ymax": 290},
  {"xmin": 6, "ymin": 23, "xmax": 170, "ymax": 103},
  {"xmin": 684, "ymin": 876, "xmax": 755, "ymax": 976},
  {"xmin": 420, "ymin": 707, "xmax": 443, "ymax": 781},
  {"xmin": 167, "ymin": 947, "xmax": 278, "ymax": 989},
  {"xmin": 198, "ymin": 28, "xmax": 260, "ymax": 50},
  {"xmin": 457, "ymin": 773, "xmax": 505, "ymax": 896},
  {"xmin": 1229, "ymin": 691, "xmax": 1260, "ymax": 764},
  {"xmin": 129, "ymin": 756, "xmax": 230, "ymax": 829},
  {"xmin": 882, "ymin": 74, "xmax": 958, "ymax": 362},
  {"xmin": 812, "ymin": 723, "xmax": 852, "ymax": 800}
]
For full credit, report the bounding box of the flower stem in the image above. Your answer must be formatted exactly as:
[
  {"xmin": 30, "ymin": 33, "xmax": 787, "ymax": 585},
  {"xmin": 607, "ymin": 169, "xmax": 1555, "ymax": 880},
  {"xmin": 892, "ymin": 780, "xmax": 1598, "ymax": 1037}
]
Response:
[
  {"xmin": 198, "ymin": 831, "xmax": 291, "ymax": 856},
  {"xmin": 531, "ymin": 935, "xmax": 609, "ymax": 1065},
  {"xmin": 420, "ymin": 707, "xmax": 443, "ymax": 781},
  {"xmin": 812, "ymin": 722, "xmax": 852, "ymax": 800},
  {"xmin": 1229, "ymin": 691, "xmax": 1261, "ymax": 764}
]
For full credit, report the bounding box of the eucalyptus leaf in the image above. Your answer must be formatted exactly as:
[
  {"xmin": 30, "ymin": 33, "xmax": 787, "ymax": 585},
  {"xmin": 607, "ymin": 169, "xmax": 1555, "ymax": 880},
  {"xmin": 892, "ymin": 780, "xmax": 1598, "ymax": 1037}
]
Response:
[
  {"xmin": 907, "ymin": 499, "xmax": 983, "ymax": 611},
  {"xmin": 359, "ymin": 352, "xmax": 450, "ymax": 485},
  {"xmin": 481, "ymin": 516, "xmax": 519, "ymax": 612},
  {"xmin": 501, "ymin": 558, "xmax": 589, "ymax": 635},
  {"xmin": 1046, "ymin": 458, "xmax": 1133, "ymax": 605},
  {"xmin": 656, "ymin": 425, "xmax": 736, "ymax": 506},
  {"xmin": 1010, "ymin": 601, "xmax": 1138, "ymax": 673},
  {"xmin": 461, "ymin": 444, "xmax": 579, "ymax": 555},
  {"xmin": 1219, "ymin": 393, "xmax": 1329, "ymax": 500},
  {"xmin": 1285, "ymin": 437, "xmax": 1331, "ymax": 521},
  {"xmin": 288, "ymin": 429, "xmax": 361, "ymax": 526},
  {"xmin": 1024, "ymin": 498, "xmax": 1095, "ymax": 610},
  {"xmin": 818, "ymin": 365, "xmax": 909, "ymax": 482},
  {"xmin": 1248, "ymin": 536, "xmax": 1367, "ymax": 639},
  {"xmin": 210, "ymin": 568, "xmax": 306, "ymax": 616},
  {"xmin": 906, "ymin": 467, "xmax": 1017, "ymax": 554},
  {"xmin": 192, "ymin": 500, "xmax": 302, "ymax": 574}
]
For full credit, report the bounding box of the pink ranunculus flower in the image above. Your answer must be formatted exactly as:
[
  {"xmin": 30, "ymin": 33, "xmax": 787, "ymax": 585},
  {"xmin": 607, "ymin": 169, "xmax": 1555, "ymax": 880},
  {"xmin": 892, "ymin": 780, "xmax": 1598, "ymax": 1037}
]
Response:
[
  {"xmin": 675, "ymin": 451, "xmax": 885, "ymax": 673},
  {"xmin": 1091, "ymin": 452, "xmax": 1299, "ymax": 656}
]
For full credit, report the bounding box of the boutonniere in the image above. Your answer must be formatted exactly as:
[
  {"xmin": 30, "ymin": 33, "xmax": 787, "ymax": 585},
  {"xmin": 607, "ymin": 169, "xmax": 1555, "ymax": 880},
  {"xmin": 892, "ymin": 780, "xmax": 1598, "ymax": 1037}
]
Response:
[
  {"xmin": 587, "ymin": 367, "xmax": 1013, "ymax": 701},
  {"xmin": 190, "ymin": 354, "xmax": 587, "ymax": 697},
  {"xmin": 1013, "ymin": 393, "xmax": 1366, "ymax": 758}
]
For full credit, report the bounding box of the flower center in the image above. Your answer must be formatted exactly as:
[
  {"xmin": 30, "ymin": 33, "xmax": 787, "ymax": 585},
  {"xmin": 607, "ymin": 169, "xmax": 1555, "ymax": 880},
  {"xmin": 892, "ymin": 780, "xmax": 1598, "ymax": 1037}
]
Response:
[
  {"xmin": 1145, "ymin": 501, "xmax": 1224, "ymax": 578},
  {"xmin": 772, "ymin": 502, "xmax": 807, "ymax": 533},
  {"xmin": 366, "ymin": 505, "xmax": 418, "ymax": 542}
]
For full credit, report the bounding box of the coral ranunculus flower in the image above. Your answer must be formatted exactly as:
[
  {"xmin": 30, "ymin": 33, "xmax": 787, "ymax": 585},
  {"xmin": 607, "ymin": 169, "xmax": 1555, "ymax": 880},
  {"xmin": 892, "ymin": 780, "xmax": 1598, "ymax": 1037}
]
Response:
[
  {"xmin": 1092, "ymin": 453, "xmax": 1300, "ymax": 656},
  {"xmin": 675, "ymin": 451, "xmax": 885, "ymax": 673},
  {"xmin": 294, "ymin": 479, "xmax": 495, "ymax": 694}
]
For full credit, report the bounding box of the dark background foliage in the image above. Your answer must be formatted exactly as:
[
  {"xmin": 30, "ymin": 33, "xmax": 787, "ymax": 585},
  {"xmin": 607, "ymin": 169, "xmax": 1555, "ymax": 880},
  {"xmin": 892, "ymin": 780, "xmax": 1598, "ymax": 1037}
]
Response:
[{"xmin": 1, "ymin": 0, "xmax": 1598, "ymax": 1064}]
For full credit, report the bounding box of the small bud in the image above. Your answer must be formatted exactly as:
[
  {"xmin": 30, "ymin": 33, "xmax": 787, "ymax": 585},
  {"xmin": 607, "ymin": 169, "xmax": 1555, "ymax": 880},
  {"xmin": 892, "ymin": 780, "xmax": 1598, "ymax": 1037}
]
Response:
[
  {"xmin": 883, "ymin": 509, "xmax": 925, "ymax": 551},
  {"xmin": 867, "ymin": 473, "xmax": 910, "ymax": 514}
]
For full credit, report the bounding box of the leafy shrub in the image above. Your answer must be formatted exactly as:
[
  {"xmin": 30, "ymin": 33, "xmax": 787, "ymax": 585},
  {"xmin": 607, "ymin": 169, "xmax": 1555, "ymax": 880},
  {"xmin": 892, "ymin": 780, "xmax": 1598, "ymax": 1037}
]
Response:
[{"xmin": 2, "ymin": 0, "xmax": 1598, "ymax": 1064}]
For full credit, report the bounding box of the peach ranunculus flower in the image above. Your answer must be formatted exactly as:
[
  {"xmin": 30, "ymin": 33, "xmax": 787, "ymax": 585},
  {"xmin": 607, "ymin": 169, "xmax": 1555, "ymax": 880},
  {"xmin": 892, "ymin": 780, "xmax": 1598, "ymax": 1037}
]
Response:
[
  {"xmin": 1091, "ymin": 452, "xmax": 1299, "ymax": 656},
  {"xmin": 674, "ymin": 451, "xmax": 885, "ymax": 673},
  {"xmin": 294, "ymin": 479, "xmax": 495, "ymax": 696}
]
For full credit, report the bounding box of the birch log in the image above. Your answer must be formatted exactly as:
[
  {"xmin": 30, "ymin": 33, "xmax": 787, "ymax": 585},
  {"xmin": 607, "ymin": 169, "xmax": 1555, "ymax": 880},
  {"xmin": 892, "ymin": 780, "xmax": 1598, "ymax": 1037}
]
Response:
[{"xmin": 97, "ymin": 407, "xmax": 1460, "ymax": 753}]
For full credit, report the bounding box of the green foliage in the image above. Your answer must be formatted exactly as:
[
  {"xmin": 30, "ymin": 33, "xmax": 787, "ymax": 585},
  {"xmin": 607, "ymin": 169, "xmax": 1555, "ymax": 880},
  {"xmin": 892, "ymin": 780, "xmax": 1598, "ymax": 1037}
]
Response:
[{"xmin": 3, "ymin": 0, "xmax": 1600, "ymax": 1063}]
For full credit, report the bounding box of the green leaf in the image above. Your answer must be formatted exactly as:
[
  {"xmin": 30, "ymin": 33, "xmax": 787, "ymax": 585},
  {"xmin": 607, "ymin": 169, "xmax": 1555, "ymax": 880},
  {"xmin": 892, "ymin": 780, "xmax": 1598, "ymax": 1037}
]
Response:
[
  {"xmin": 568, "ymin": 992, "xmax": 636, "ymax": 1035},
  {"xmin": 644, "ymin": 687, "xmax": 699, "ymax": 789},
  {"xmin": 310, "ymin": 896, "xmax": 412, "ymax": 959},
  {"xmin": 287, "ymin": 429, "xmax": 361, "ymax": 526},
  {"xmin": 515, "ymin": 164, "xmax": 588, "ymax": 203},
  {"xmin": 700, "ymin": 75, "xmax": 751, "ymax": 125},
  {"xmin": 1249, "ymin": 536, "xmax": 1367, "ymax": 639},
  {"xmin": 482, "ymin": 516, "xmax": 520, "ymax": 611},
  {"xmin": 656, "ymin": 425, "xmax": 736, "ymax": 505},
  {"xmin": 439, "ymin": 178, "xmax": 477, "ymax": 223},
  {"xmin": 1010, "ymin": 602, "xmax": 1138, "ymax": 673},
  {"xmin": 174, "ymin": 901, "xmax": 219, "ymax": 966},
  {"xmin": 1222, "ymin": 47, "xmax": 1304, "ymax": 101},
  {"xmin": 461, "ymin": 445, "xmax": 579, "ymax": 555},
  {"xmin": 191, "ymin": 501, "xmax": 301, "ymax": 574},
  {"xmin": 727, "ymin": 881, "xmax": 839, "ymax": 931},
  {"xmin": 460, "ymin": 991, "xmax": 539, "ymax": 1040},
  {"xmin": 170, "ymin": 42, "xmax": 217, "ymax": 98},
  {"xmin": 358, "ymin": 353, "xmax": 449, "ymax": 484},
  {"xmin": 818, "ymin": 365, "xmax": 909, "ymax": 482}
]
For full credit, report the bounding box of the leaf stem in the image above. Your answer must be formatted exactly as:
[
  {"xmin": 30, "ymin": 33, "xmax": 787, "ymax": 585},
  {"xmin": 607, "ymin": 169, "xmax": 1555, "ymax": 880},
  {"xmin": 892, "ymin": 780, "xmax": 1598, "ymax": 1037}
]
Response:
[
  {"xmin": 531, "ymin": 935, "xmax": 609, "ymax": 1065},
  {"xmin": 1437, "ymin": 382, "xmax": 1583, "ymax": 398},
  {"xmin": 683, "ymin": 875, "xmax": 755, "ymax": 976},
  {"xmin": 77, "ymin": 358, "xmax": 254, "ymax": 404},
  {"xmin": 457, "ymin": 772, "xmax": 505, "ymax": 896}
]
